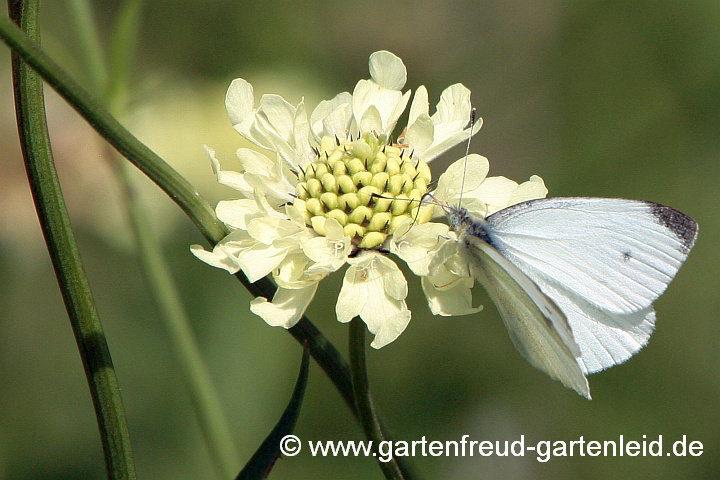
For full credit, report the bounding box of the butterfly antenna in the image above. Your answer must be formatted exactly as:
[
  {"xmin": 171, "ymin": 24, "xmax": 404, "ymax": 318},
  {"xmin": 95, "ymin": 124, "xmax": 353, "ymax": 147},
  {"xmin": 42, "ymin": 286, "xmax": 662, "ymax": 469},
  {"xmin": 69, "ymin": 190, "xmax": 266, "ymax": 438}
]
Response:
[{"xmin": 458, "ymin": 108, "xmax": 477, "ymax": 210}]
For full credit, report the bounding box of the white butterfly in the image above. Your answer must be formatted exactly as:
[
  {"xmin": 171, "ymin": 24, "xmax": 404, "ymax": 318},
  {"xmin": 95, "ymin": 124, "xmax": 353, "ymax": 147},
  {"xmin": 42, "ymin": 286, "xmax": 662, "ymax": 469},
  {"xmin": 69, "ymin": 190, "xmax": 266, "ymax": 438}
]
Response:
[{"xmin": 446, "ymin": 197, "xmax": 698, "ymax": 398}]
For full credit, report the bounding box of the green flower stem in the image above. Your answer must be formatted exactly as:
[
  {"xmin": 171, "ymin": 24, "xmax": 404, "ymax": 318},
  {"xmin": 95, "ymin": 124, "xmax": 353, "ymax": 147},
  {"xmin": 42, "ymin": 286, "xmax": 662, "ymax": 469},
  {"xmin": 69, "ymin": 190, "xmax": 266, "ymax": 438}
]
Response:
[
  {"xmin": 8, "ymin": 1, "xmax": 136, "ymax": 478},
  {"xmin": 117, "ymin": 160, "xmax": 238, "ymax": 480},
  {"xmin": 0, "ymin": 13, "xmax": 226, "ymax": 244},
  {"xmin": 349, "ymin": 318, "xmax": 406, "ymax": 480}
]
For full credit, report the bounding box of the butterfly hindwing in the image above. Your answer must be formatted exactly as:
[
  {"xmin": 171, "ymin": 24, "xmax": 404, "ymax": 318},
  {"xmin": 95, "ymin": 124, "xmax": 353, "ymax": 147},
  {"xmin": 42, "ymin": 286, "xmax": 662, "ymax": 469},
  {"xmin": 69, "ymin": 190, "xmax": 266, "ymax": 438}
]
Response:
[{"xmin": 460, "ymin": 233, "xmax": 591, "ymax": 398}]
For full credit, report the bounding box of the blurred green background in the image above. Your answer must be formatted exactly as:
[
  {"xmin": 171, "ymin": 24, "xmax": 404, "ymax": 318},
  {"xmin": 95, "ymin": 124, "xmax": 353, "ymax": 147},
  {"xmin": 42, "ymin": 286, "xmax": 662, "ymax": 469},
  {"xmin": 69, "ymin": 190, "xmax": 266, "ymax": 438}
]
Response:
[{"xmin": 1, "ymin": 0, "xmax": 718, "ymax": 478}]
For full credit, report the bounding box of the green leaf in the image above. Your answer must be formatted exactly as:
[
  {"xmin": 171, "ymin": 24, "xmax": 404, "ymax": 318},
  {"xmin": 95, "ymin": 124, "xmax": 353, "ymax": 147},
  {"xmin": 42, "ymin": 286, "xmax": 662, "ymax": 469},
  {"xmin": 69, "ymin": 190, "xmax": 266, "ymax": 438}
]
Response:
[{"xmin": 236, "ymin": 345, "xmax": 310, "ymax": 480}]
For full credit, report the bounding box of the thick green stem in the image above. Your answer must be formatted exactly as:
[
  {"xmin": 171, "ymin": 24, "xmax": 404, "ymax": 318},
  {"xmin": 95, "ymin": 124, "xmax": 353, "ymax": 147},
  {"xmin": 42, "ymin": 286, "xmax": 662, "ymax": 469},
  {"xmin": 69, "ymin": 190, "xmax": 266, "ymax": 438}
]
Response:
[
  {"xmin": 8, "ymin": 1, "xmax": 136, "ymax": 478},
  {"xmin": 349, "ymin": 319, "xmax": 405, "ymax": 480}
]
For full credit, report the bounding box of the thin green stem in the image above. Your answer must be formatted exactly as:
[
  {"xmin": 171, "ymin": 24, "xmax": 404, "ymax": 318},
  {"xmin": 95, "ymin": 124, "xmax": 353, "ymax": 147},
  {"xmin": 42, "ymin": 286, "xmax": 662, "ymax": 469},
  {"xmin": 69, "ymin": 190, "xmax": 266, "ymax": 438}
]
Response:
[
  {"xmin": 64, "ymin": 0, "xmax": 239, "ymax": 475},
  {"xmin": 349, "ymin": 318, "xmax": 405, "ymax": 480},
  {"xmin": 8, "ymin": 1, "xmax": 136, "ymax": 478},
  {"xmin": 117, "ymin": 160, "xmax": 238, "ymax": 480},
  {"xmin": 67, "ymin": 0, "xmax": 108, "ymax": 94}
]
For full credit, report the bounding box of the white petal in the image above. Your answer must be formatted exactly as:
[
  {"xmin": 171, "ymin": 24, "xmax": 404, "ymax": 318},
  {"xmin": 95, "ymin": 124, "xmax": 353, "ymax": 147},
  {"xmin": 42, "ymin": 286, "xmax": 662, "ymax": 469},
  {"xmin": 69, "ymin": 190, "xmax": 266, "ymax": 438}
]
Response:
[
  {"xmin": 292, "ymin": 99, "xmax": 314, "ymax": 167},
  {"xmin": 432, "ymin": 83, "xmax": 472, "ymax": 125},
  {"xmin": 258, "ymin": 94, "xmax": 296, "ymax": 142},
  {"xmin": 391, "ymin": 221, "xmax": 450, "ymax": 276},
  {"xmin": 421, "ymin": 271, "xmax": 482, "ymax": 316},
  {"xmin": 323, "ymin": 217, "xmax": 345, "ymax": 239},
  {"xmin": 336, "ymin": 253, "xmax": 411, "ymax": 348},
  {"xmin": 433, "ymin": 154, "xmax": 489, "ymax": 205},
  {"xmin": 225, "ymin": 78, "xmax": 254, "ymax": 126},
  {"xmin": 507, "ymin": 175, "xmax": 548, "ymax": 205},
  {"xmin": 247, "ymin": 216, "xmax": 302, "ymax": 245},
  {"xmin": 206, "ymin": 145, "xmax": 251, "ymax": 193},
  {"xmin": 473, "ymin": 176, "xmax": 518, "ymax": 214},
  {"xmin": 418, "ymin": 119, "xmax": 482, "ymax": 163},
  {"xmin": 405, "ymin": 113, "xmax": 434, "ymax": 155},
  {"xmin": 408, "ymin": 85, "xmax": 429, "ymax": 126},
  {"xmin": 190, "ymin": 244, "xmax": 241, "ymax": 274},
  {"xmin": 310, "ymin": 92, "xmax": 353, "ymax": 140},
  {"xmin": 359, "ymin": 104, "xmax": 383, "ymax": 134},
  {"xmin": 237, "ymin": 242, "xmax": 289, "ymax": 282},
  {"xmin": 369, "ymin": 50, "xmax": 407, "ymax": 90},
  {"xmin": 285, "ymin": 204, "xmax": 307, "ymax": 228},
  {"xmin": 408, "ymin": 83, "xmax": 482, "ymax": 162},
  {"xmin": 226, "ymin": 81, "xmax": 273, "ymax": 149},
  {"xmin": 273, "ymin": 253, "xmax": 309, "ymax": 287},
  {"xmin": 369, "ymin": 310, "xmax": 411, "ymax": 349},
  {"xmin": 384, "ymin": 90, "xmax": 412, "ymax": 135},
  {"xmin": 374, "ymin": 255, "xmax": 408, "ymax": 301},
  {"xmin": 322, "ymin": 103, "xmax": 353, "ymax": 141},
  {"xmin": 301, "ymin": 218, "xmax": 350, "ymax": 268},
  {"xmin": 336, "ymin": 266, "xmax": 364, "ymax": 323},
  {"xmin": 352, "ymin": 79, "xmax": 407, "ymax": 134},
  {"xmin": 250, "ymin": 284, "xmax": 318, "ymax": 328},
  {"xmin": 243, "ymin": 172, "xmax": 294, "ymax": 205},
  {"xmin": 236, "ymin": 148, "xmax": 279, "ymax": 176},
  {"xmin": 216, "ymin": 199, "xmax": 262, "ymax": 230}
]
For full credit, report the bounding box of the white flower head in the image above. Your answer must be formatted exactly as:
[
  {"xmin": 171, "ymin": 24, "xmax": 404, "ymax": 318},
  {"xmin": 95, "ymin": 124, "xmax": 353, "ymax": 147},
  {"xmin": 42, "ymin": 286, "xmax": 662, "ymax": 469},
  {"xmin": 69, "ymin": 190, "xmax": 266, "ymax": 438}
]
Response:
[{"xmin": 193, "ymin": 51, "xmax": 547, "ymax": 347}]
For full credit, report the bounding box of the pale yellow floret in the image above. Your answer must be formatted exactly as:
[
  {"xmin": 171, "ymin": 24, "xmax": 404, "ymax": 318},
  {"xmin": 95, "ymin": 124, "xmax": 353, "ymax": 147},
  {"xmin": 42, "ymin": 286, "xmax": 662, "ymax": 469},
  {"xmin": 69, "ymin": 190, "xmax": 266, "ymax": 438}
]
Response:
[{"xmin": 291, "ymin": 133, "xmax": 432, "ymax": 249}]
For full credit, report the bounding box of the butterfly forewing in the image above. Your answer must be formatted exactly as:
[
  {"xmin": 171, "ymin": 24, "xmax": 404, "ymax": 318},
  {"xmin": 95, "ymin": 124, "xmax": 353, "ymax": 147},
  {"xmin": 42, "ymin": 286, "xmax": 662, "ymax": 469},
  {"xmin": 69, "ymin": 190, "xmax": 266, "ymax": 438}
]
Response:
[{"xmin": 485, "ymin": 198, "xmax": 697, "ymax": 315}]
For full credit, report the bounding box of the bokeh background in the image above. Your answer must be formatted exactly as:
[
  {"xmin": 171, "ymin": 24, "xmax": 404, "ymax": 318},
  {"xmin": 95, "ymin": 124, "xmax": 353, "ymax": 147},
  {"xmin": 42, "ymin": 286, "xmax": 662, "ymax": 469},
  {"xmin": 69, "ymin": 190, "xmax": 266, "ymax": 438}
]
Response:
[{"xmin": 1, "ymin": 1, "xmax": 718, "ymax": 478}]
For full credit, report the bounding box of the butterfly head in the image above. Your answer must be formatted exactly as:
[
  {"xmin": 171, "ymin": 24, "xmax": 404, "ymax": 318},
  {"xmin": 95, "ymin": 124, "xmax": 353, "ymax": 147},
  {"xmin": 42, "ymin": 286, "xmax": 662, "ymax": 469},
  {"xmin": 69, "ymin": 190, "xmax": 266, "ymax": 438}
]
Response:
[{"xmin": 445, "ymin": 205, "xmax": 471, "ymax": 232}]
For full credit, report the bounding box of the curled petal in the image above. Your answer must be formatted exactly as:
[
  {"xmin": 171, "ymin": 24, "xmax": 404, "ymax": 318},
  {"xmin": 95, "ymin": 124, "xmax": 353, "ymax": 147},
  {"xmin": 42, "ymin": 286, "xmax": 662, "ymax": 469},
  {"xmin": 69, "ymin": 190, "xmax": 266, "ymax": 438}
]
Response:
[
  {"xmin": 405, "ymin": 113, "xmax": 434, "ymax": 156},
  {"xmin": 310, "ymin": 92, "xmax": 353, "ymax": 141},
  {"xmin": 190, "ymin": 243, "xmax": 241, "ymax": 274},
  {"xmin": 408, "ymin": 83, "xmax": 482, "ymax": 163},
  {"xmin": 216, "ymin": 199, "xmax": 263, "ymax": 230},
  {"xmin": 421, "ymin": 269, "xmax": 482, "ymax": 316},
  {"xmin": 250, "ymin": 284, "xmax": 319, "ymax": 328},
  {"xmin": 391, "ymin": 221, "xmax": 450, "ymax": 276},
  {"xmin": 246, "ymin": 216, "xmax": 303, "ymax": 245},
  {"xmin": 237, "ymin": 242, "xmax": 289, "ymax": 282},
  {"xmin": 433, "ymin": 83, "xmax": 472, "ymax": 125},
  {"xmin": 352, "ymin": 80, "xmax": 410, "ymax": 136}
]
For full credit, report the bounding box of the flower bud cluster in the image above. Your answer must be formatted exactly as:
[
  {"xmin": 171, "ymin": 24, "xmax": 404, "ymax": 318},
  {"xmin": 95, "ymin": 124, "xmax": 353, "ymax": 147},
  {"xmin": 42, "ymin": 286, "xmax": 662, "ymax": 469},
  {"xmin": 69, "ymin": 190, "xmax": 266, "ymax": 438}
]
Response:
[{"xmin": 294, "ymin": 134, "xmax": 433, "ymax": 248}]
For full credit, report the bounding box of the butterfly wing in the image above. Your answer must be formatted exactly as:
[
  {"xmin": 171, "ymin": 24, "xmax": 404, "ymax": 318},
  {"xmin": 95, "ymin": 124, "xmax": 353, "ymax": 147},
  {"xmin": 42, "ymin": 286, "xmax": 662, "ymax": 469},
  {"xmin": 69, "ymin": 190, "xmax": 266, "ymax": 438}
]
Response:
[
  {"xmin": 485, "ymin": 198, "xmax": 697, "ymax": 314},
  {"xmin": 485, "ymin": 197, "xmax": 697, "ymax": 373},
  {"xmin": 462, "ymin": 234, "xmax": 591, "ymax": 398}
]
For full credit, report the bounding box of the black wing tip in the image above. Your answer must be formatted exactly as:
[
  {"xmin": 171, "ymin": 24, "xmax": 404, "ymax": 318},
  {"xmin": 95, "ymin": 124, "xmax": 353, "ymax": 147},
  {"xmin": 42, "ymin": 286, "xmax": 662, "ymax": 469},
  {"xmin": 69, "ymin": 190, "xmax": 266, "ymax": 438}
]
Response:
[{"xmin": 649, "ymin": 203, "xmax": 698, "ymax": 253}]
